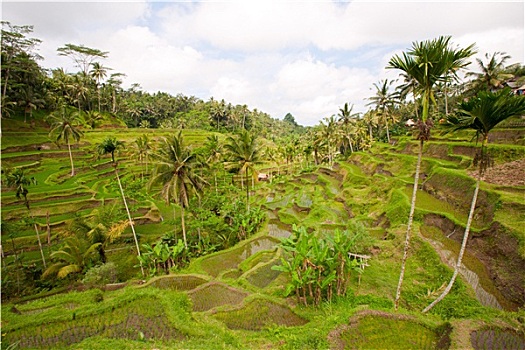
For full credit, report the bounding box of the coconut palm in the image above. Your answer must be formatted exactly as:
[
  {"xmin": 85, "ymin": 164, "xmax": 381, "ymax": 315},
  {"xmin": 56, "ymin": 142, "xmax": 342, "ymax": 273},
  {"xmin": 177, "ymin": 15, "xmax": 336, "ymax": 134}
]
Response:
[
  {"xmin": 203, "ymin": 134, "xmax": 223, "ymax": 192},
  {"xmin": 467, "ymin": 52, "xmax": 513, "ymax": 93},
  {"xmin": 106, "ymin": 72, "xmax": 125, "ymax": 113},
  {"xmin": 224, "ymin": 130, "xmax": 262, "ymax": 212},
  {"xmin": 423, "ymin": 88, "xmax": 525, "ymax": 312},
  {"xmin": 362, "ymin": 110, "xmax": 379, "ymax": 142},
  {"xmin": 5, "ymin": 168, "xmax": 46, "ymax": 267},
  {"xmin": 387, "ymin": 36, "xmax": 476, "ymax": 310},
  {"xmin": 48, "ymin": 105, "xmax": 84, "ymax": 177},
  {"xmin": 71, "ymin": 204, "xmax": 129, "ymax": 264},
  {"xmin": 337, "ymin": 103, "xmax": 359, "ymax": 154},
  {"xmin": 97, "ymin": 136, "xmax": 123, "ymax": 164},
  {"xmin": 97, "ymin": 136, "xmax": 144, "ymax": 276},
  {"xmin": 42, "ymin": 235, "xmax": 100, "ymax": 279},
  {"xmin": 135, "ymin": 134, "xmax": 151, "ymax": 180},
  {"xmin": 367, "ymin": 79, "xmax": 396, "ymax": 143},
  {"xmin": 149, "ymin": 131, "xmax": 207, "ymax": 248},
  {"xmin": 320, "ymin": 115, "xmax": 339, "ymax": 168},
  {"xmin": 84, "ymin": 110, "xmax": 103, "ymax": 129},
  {"xmin": 18, "ymin": 86, "xmax": 44, "ymax": 123},
  {"xmin": 90, "ymin": 61, "xmax": 110, "ymax": 112}
]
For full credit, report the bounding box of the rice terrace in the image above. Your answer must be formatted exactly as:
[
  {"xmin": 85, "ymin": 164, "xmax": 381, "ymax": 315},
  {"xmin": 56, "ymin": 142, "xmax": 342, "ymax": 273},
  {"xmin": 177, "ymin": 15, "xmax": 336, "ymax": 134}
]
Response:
[{"xmin": 1, "ymin": 9, "xmax": 525, "ymax": 350}]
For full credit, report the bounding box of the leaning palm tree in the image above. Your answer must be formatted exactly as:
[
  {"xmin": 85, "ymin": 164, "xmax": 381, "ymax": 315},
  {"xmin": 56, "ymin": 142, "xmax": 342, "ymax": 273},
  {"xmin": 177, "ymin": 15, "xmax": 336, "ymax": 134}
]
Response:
[
  {"xmin": 388, "ymin": 36, "xmax": 476, "ymax": 310},
  {"xmin": 97, "ymin": 136, "xmax": 144, "ymax": 276},
  {"xmin": 5, "ymin": 168, "xmax": 46, "ymax": 267},
  {"xmin": 48, "ymin": 105, "xmax": 84, "ymax": 177},
  {"xmin": 224, "ymin": 130, "xmax": 262, "ymax": 212},
  {"xmin": 149, "ymin": 131, "xmax": 207, "ymax": 249},
  {"xmin": 423, "ymin": 88, "xmax": 525, "ymax": 312}
]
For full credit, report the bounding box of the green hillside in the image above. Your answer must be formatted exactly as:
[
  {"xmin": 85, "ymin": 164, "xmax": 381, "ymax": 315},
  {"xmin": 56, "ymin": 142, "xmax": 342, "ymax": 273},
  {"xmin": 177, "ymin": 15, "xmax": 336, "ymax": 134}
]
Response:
[{"xmin": 1, "ymin": 118, "xmax": 524, "ymax": 349}]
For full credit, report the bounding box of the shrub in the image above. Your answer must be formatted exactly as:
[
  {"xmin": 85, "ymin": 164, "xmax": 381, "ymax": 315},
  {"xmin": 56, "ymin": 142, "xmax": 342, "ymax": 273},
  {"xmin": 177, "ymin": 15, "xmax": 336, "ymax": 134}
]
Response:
[{"xmin": 82, "ymin": 262, "xmax": 118, "ymax": 289}]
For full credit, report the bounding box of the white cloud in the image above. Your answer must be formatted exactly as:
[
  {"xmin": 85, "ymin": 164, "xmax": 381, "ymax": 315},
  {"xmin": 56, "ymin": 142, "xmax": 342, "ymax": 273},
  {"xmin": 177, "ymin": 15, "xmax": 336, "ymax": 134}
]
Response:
[
  {"xmin": 2, "ymin": 1, "xmax": 523, "ymax": 127},
  {"xmin": 269, "ymin": 56, "xmax": 377, "ymax": 125}
]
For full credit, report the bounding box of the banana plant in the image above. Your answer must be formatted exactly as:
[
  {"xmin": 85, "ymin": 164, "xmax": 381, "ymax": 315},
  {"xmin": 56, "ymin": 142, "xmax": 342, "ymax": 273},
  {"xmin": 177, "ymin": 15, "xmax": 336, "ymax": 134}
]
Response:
[{"xmin": 274, "ymin": 224, "xmax": 370, "ymax": 306}]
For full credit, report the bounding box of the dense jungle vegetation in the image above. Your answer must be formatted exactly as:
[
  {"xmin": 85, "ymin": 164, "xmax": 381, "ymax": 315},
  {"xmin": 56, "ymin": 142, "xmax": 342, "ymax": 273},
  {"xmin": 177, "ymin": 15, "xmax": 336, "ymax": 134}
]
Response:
[{"xmin": 1, "ymin": 21, "xmax": 525, "ymax": 349}]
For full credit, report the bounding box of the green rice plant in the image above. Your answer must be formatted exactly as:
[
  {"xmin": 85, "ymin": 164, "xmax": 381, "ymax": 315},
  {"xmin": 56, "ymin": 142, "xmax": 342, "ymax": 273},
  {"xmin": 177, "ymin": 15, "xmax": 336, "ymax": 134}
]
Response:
[
  {"xmin": 144, "ymin": 274, "xmax": 208, "ymax": 291},
  {"xmin": 339, "ymin": 315, "xmax": 442, "ymax": 349},
  {"xmin": 470, "ymin": 327, "xmax": 525, "ymax": 349},
  {"xmin": 213, "ymin": 296, "xmax": 308, "ymax": 331},
  {"xmin": 188, "ymin": 282, "xmax": 249, "ymax": 312}
]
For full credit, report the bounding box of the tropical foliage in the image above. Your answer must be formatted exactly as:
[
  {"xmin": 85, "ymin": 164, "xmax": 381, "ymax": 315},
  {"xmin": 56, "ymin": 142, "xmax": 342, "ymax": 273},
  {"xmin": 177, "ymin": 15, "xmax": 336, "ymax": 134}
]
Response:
[{"xmin": 273, "ymin": 224, "xmax": 371, "ymax": 306}]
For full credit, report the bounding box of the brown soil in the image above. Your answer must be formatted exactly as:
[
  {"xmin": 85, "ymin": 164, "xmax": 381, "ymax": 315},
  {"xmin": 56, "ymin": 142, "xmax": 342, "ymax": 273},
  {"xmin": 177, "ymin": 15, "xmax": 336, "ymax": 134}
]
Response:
[{"xmin": 471, "ymin": 159, "xmax": 525, "ymax": 186}]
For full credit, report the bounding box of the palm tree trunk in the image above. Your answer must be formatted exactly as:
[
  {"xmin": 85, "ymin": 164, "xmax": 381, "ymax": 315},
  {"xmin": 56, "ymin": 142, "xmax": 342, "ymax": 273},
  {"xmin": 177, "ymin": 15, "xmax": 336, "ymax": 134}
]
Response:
[
  {"xmin": 245, "ymin": 169, "xmax": 250, "ymax": 212},
  {"xmin": 112, "ymin": 90, "xmax": 117, "ymax": 113},
  {"xmin": 181, "ymin": 206, "xmax": 187, "ymax": 249},
  {"xmin": 29, "ymin": 211, "xmax": 46, "ymax": 268},
  {"xmin": 97, "ymin": 89, "xmax": 101, "ymax": 112},
  {"xmin": 444, "ymin": 84, "xmax": 449, "ymax": 115},
  {"xmin": 423, "ymin": 138, "xmax": 485, "ymax": 313},
  {"xmin": 67, "ymin": 140, "xmax": 75, "ymax": 176},
  {"xmin": 115, "ymin": 167, "xmax": 144, "ymax": 277},
  {"xmin": 46, "ymin": 211, "xmax": 51, "ymax": 246},
  {"xmin": 422, "ymin": 175, "xmax": 480, "ymax": 313},
  {"xmin": 3, "ymin": 67, "xmax": 10, "ymax": 98},
  {"xmin": 394, "ymin": 139, "xmax": 423, "ymax": 310}
]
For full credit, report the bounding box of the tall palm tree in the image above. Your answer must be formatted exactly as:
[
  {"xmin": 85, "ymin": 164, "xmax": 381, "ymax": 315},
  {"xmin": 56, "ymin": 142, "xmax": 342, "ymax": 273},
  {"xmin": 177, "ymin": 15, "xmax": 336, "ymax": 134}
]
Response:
[
  {"xmin": 97, "ymin": 136, "xmax": 144, "ymax": 276},
  {"xmin": 5, "ymin": 168, "xmax": 46, "ymax": 267},
  {"xmin": 224, "ymin": 130, "xmax": 262, "ymax": 212},
  {"xmin": 362, "ymin": 110, "xmax": 379, "ymax": 142},
  {"xmin": 48, "ymin": 105, "xmax": 84, "ymax": 177},
  {"xmin": 18, "ymin": 86, "xmax": 44, "ymax": 123},
  {"xmin": 320, "ymin": 115, "xmax": 339, "ymax": 168},
  {"xmin": 387, "ymin": 36, "xmax": 476, "ymax": 310},
  {"xmin": 149, "ymin": 132, "xmax": 207, "ymax": 248},
  {"xmin": 204, "ymin": 134, "xmax": 223, "ymax": 192},
  {"xmin": 423, "ymin": 88, "xmax": 525, "ymax": 312},
  {"xmin": 106, "ymin": 72, "xmax": 125, "ymax": 113},
  {"xmin": 90, "ymin": 61, "xmax": 110, "ymax": 112},
  {"xmin": 134, "ymin": 134, "xmax": 151, "ymax": 180},
  {"xmin": 337, "ymin": 102, "xmax": 359, "ymax": 154},
  {"xmin": 466, "ymin": 52, "xmax": 513, "ymax": 93},
  {"xmin": 367, "ymin": 79, "xmax": 396, "ymax": 143}
]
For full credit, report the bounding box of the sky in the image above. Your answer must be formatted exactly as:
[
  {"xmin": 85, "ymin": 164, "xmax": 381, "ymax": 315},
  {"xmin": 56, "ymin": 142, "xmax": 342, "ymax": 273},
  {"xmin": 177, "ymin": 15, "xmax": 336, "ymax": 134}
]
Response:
[{"xmin": 2, "ymin": 1, "xmax": 524, "ymax": 126}]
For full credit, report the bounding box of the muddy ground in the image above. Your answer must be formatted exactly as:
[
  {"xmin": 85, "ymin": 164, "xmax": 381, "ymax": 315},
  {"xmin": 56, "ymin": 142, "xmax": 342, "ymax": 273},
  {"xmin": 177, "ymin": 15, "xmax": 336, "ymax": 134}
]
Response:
[{"xmin": 474, "ymin": 158, "xmax": 525, "ymax": 186}]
